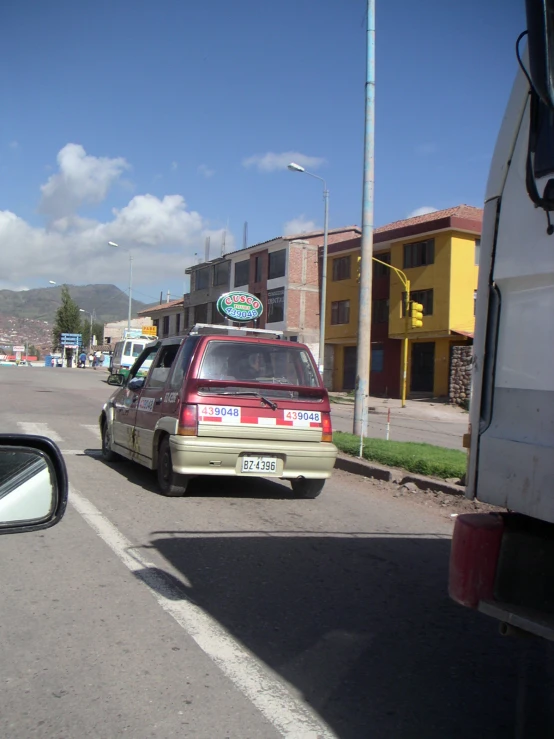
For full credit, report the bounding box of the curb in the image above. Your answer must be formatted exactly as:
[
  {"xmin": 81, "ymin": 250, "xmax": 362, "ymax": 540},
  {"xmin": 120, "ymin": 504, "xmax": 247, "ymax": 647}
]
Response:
[{"xmin": 334, "ymin": 453, "xmax": 466, "ymax": 497}]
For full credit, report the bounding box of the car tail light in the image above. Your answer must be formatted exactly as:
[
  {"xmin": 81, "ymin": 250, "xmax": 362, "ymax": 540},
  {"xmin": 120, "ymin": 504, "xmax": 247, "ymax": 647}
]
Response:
[
  {"xmin": 322, "ymin": 412, "xmax": 333, "ymax": 443},
  {"xmin": 178, "ymin": 404, "xmax": 198, "ymax": 436}
]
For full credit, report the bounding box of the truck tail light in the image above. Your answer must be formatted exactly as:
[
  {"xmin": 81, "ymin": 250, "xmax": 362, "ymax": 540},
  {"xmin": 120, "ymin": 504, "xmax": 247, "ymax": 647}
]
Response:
[
  {"xmin": 178, "ymin": 404, "xmax": 198, "ymax": 436},
  {"xmin": 322, "ymin": 412, "xmax": 333, "ymax": 443}
]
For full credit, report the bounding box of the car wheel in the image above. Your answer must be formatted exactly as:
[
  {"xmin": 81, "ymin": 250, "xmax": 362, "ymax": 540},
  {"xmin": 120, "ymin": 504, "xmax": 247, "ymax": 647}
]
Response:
[
  {"xmin": 290, "ymin": 478, "xmax": 325, "ymax": 499},
  {"xmin": 157, "ymin": 436, "xmax": 188, "ymax": 497},
  {"xmin": 101, "ymin": 420, "xmax": 119, "ymax": 462}
]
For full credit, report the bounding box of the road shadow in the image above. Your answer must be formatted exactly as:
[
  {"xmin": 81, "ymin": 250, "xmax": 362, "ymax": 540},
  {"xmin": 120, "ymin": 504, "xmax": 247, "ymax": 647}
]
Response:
[
  {"xmin": 89, "ymin": 454, "xmax": 297, "ymax": 499},
  {"xmin": 144, "ymin": 530, "xmax": 551, "ymax": 738}
]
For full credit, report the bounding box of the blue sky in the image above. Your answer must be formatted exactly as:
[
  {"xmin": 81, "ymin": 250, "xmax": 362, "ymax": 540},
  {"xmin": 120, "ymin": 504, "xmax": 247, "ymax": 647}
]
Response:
[{"xmin": 0, "ymin": 0, "xmax": 525, "ymax": 303}]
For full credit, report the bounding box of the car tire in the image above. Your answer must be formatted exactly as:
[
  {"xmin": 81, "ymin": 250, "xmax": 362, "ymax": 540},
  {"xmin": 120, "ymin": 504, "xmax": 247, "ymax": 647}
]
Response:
[
  {"xmin": 290, "ymin": 478, "xmax": 325, "ymax": 499},
  {"xmin": 157, "ymin": 436, "xmax": 188, "ymax": 497},
  {"xmin": 101, "ymin": 420, "xmax": 119, "ymax": 463}
]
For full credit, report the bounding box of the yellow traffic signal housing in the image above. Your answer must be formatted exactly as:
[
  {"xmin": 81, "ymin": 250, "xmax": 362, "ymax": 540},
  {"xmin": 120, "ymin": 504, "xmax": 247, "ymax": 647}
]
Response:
[
  {"xmin": 410, "ymin": 301, "xmax": 424, "ymax": 328},
  {"xmin": 356, "ymin": 255, "xmax": 362, "ymax": 283}
]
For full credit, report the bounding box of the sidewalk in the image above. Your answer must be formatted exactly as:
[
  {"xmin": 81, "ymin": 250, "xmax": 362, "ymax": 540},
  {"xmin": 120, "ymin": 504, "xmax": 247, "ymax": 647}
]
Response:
[
  {"xmin": 330, "ymin": 394, "xmax": 468, "ymax": 450},
  {"xmin": 329, "ymin": 393, "xmax": 467, "ymax": 422}
]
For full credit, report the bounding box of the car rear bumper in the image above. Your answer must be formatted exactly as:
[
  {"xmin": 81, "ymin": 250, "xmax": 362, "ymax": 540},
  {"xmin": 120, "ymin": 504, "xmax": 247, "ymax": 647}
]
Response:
[{"xmin": 169, "ymin": 436, "xmax": 337, "ymax": 479}]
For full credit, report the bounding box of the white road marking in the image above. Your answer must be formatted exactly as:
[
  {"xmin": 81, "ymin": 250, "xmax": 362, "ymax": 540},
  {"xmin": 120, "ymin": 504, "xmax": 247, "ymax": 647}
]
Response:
[
  {"xmin": 83, "ymin": 424, "xmax": 102, "ymax": 441},
  {"xmin": 18, "ymin": 422, "xmax": 63, "ymax": 442},
  {"xmin": 69, "ymin": 486, "xmax": 336, "ymax": 738}
]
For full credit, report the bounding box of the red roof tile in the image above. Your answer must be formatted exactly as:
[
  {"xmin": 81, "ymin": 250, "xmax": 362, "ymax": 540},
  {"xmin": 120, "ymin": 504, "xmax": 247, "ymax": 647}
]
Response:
[{"xmin": 375, "ymin": 205, "xmax": 483, "ymax": 235}]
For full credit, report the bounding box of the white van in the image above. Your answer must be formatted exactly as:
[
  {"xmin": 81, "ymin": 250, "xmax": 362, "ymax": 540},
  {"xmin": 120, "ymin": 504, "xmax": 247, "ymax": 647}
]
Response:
[{"xmin": 110, "ymin": 336, "xmax": 155, "ymax": 378}]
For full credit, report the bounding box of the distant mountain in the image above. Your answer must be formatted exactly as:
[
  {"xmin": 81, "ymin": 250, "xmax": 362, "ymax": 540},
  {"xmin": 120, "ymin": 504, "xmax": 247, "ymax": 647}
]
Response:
[{"xmin": 0, "ymin": 284, "xmax": 149, "ymax": 325}]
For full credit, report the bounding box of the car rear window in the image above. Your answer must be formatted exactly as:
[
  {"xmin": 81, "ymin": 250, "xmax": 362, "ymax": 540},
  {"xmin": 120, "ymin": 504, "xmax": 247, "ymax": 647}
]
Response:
[{"xmin": 198, "ymin": 341, "xmax": 319, "ymax": 387}]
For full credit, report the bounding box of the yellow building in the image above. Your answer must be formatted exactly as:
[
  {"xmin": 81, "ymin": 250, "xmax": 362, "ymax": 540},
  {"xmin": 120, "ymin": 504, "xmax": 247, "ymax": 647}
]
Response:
[{"xmin": 324, "ymin": 205, "xmax": 482, "ymax": 397}]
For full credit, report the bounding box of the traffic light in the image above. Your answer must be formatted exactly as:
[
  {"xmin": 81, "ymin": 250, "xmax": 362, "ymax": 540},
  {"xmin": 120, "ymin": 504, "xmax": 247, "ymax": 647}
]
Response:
[
  {"xmin": 410, "ymin": 301, "xmax": 424, "ymax": 328},
  {"xmin": 356, "ymin": 255, "xmax": 361, "ymax": 282}
]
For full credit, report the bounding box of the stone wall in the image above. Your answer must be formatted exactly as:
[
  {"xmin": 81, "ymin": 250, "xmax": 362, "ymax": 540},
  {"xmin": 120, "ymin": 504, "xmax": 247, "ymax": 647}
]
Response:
[{"xmin": 449, "ymin": 345, "xmax": 472, "ymax": 406}]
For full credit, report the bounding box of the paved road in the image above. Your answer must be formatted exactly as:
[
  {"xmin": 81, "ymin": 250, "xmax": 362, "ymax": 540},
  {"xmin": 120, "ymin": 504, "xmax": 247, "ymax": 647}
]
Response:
[{"xmin": 0, "ymin": 367, "xmax": 552, "ymax": 738}]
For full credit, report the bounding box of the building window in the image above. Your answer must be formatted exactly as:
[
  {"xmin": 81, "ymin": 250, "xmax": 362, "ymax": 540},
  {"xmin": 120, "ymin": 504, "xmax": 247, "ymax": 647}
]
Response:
[
  {"xmin": 268, "ymin": 249, "xmax": 286, "ymax": 280},
  {"xmin": 195, "ymin": 267, "xmax": 210, "ymax": 290},
  {"xmin": 332, "ymin": 255, "xmax": 351, "ymax": 281},
  {"xmin": 402, "ymin": 289, "xmax": 434, "ymax": 316},
  {"xmin": 372, "ymin": 298, "xmax": 389, "ymax": 323},
  {"xmin": 162, "ymin": 315, "xmax": 170, "ymax": 336},
  {"xmin": 183, "ymin": 307, "xmax": 189, "ymax": 328},
  {"xmin": 234, "ymin": 259, "xmax": 250, "ymax": 287},
  {"xmin": 194, "ymin": 303, "xmax": 208, "ymax": 323},
  {"xmin": 176, "ymin": 313, "xmax": 181, "ymax": 334},
  {"xmin": 213, "ymin": 261, "xmax": 230, "ymax": 287},
  {"xmin": 254, "ymin": 255, "xmax": 263, "ymax": 283},
  {"xmin": 211, "ymin": 302, "xmax": 225, "ymax": 324},
  {"xmin": 371, "ymin": 344, "xmax": 384, "ymax": 372},
  {"xmin": 331, "ymin": 300, "xmax": 350, "ymax": 325},
  {"xmin": 153, "ymin": 319, "xmax": 159, "ymax": 335},
  {"xmin": 267, "ymin": 286, "xmax": 285, "ymax": 323},
  {"xmin": 475, "ymin": 238, "xmax": 481, "ymax": 266},
  {"xmin": 403, "ymin": 239, "xmax": 435, "ymax": 269},
  {"xmin": 373, "ymin": 252, "xmax": 391, "ymax": 278}
]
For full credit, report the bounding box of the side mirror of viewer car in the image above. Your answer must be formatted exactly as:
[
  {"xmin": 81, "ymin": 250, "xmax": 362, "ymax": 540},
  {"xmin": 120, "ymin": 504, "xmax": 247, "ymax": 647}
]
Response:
[{"xmin": 0, "ymin": 435, "xmax": 68, "ymax": 535}]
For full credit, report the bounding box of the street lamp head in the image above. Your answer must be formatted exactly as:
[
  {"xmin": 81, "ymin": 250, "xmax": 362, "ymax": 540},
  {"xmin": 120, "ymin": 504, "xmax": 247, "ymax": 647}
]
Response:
[
  {"xmin": 108, "ymin": 241, "xmax": 119, "ymax": 247},
  {"xmin": 48, "ymin": 280, "xmax": 57, "ymax": 285},
  {"xmin": 287, "ymin": 162, "xmax": 305, "ymax": 173}
]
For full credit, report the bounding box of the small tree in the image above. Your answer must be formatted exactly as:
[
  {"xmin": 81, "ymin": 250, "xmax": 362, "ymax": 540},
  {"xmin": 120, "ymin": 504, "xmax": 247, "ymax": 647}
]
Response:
[
  {"xmin": 28, "ymin": 344, "xmax": 41, "ymax": 359},
  {"xmin": 82, "ymin": 320, "xmax": 104, "ymax": 349},
  {"xmin": 52, "ymin": 286, "xmax": 82, "ymax": 352}
]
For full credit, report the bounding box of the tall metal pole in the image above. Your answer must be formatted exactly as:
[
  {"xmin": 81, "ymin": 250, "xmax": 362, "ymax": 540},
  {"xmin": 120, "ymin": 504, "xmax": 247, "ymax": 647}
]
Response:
[
  {"xmin": 319, "ymin": 187, "xmax": 329, "ymax": 376},
  {"xmin": 354, "ymin": 0, "xmax": 376, "ymax": 435},
  {"xmin": 127, "ymin": 254, "xmax": 133, "ymax": 333}
]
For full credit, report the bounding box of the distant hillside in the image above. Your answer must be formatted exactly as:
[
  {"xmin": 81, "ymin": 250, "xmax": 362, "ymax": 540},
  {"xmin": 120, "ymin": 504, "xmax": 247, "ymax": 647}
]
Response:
[{"xmin": 0, "ymin": 284, "xmax": 148, "ymax": 325}]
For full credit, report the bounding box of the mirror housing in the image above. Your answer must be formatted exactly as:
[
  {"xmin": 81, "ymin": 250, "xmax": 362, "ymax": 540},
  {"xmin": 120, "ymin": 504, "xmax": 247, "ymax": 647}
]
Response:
[
  {"xmin": 526, "ymin": 0, "xmax": 554, "ymax": 108},
  {"xmin": 128, "ymin": 376, "xmax": 146, "ymax": 391},
  {"xmin": 0, "ymin": 435, "xmax": 68, "ymax": 535},
  {"xmin": 107, "ymin": 373, "xmax": 125, "ymax": 386}
]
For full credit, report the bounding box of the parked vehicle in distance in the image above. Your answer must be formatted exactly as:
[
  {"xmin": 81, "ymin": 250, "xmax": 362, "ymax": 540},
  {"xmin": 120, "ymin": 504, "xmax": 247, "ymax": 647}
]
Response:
[
  {"xmin": 110, "ymin": 335, "xmax": 155, "ymax": 378},
  {"xmin": 100, "ymin": 325, "xmax": 337, "ymax": 498}
]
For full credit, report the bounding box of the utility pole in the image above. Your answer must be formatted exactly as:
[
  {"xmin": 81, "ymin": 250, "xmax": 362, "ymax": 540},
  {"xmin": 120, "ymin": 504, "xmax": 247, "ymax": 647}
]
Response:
[{"xmin": 354, "ymin": 0, "xmax": 376, "ymax": 435}]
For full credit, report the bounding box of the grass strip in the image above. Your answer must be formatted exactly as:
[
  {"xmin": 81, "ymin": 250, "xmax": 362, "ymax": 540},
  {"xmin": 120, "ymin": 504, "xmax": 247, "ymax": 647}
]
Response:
[{"xmin": 334, "ymin": 430, "xmax": 466, "ymax": 480}]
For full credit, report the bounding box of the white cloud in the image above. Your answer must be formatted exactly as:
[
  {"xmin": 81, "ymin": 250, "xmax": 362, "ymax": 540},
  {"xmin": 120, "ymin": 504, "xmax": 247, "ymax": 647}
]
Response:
[
  {"xmin": 242, "ymin": 151, "xmax": 325, "ymax": 173},
  {"xmin": 171, "ymin": 161, "xmax": 178, "ymax": 171},
  {"xmin": 9, "ymin": 140, "xmax": 19, "ymax": 150},
  {"xmin": 283, "ymin": 215, "xmax": 318, "ymax": 236},
  {"xmin": 39, "ymin": 143, "xmax": 130, "ymax": 219},
  {"xmin": 198, "ymin": 164, "xmax": 215, "ymax": 179},
  {"xmin": 415, "ymin": 142, "xmax": 438, "ymax": 156},
  {"xmin": 407, "ymin": 206, "xmax": 438, "ymax": 218},
  {"xmin": 0, "ymin": 144, "xmax": 234, "ymax": 290}
]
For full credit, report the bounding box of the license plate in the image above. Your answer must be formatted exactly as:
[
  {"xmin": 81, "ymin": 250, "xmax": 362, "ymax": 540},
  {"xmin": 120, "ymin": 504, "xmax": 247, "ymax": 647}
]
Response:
[
  {"xmin": 241, "ymin": 456, "xmax": 277, "ymax": 473},
  {"xmin": 283, "ymin": 410, "xmax": 321, "ymax": 425},
  {"xmin": 199, "ymin": 405, "xmax": 241, "ymax": 423}
]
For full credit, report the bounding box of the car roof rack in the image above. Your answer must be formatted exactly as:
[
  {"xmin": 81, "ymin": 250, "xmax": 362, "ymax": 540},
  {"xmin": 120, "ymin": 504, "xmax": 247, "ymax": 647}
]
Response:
[{"xmin": 188, "ymin": 323, "xmax": 284, "ymax": 339}]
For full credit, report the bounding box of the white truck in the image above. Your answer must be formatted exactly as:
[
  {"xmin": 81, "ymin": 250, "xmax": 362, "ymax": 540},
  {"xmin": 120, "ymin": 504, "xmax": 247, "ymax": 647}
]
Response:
[{"xmin": 449, "ymin": 0, "xmax": 554, "ymax": 642}]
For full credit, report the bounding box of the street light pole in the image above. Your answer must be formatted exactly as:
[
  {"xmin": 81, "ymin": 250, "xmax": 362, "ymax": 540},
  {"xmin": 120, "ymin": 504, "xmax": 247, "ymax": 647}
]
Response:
[
  {"xmin": 353, "ymin": 0, "xmax": 376, "ymax": 435},
  {"xmin": 79, "ymin": 309, "xmax": 93, "ymax": 351},
  {"xmin": 287, "ymin": 162, "xmax": 329, "ymax": 378},
  {"xmin": 108, "ymin": 242, "xmax": 133, "ymax": 333}
]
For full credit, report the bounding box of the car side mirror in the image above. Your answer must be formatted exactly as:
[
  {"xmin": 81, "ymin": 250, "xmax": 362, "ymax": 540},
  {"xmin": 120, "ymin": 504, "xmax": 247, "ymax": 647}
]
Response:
[
  {"xmin": 128, "ymin": 377, "xmax": 146, "ymax": 391},
  {"xmin": 107, "ymin": 373, "xmax": 125, "ymax": 386},
  {"xmin": 0, "ymin": 435, "xmax": 68, "ymax": 535}
]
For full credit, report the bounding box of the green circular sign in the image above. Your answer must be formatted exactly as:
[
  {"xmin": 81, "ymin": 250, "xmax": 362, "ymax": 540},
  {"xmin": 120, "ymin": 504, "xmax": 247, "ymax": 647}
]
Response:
[{"xmin": 216, "ymin": 291, "xmax": 264, "ymax": 322}]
